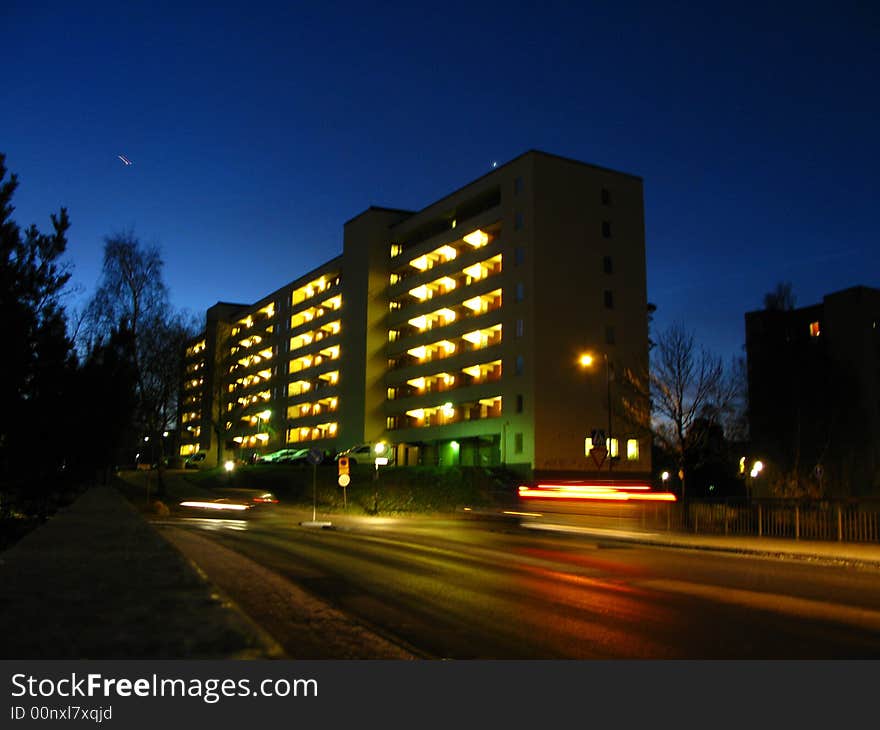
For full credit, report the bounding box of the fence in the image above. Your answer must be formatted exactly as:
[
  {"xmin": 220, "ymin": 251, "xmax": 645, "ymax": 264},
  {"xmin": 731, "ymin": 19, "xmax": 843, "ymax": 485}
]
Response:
[{"xmin": 638, "ymin": 498, "xmax": 880, "ymax": 544}]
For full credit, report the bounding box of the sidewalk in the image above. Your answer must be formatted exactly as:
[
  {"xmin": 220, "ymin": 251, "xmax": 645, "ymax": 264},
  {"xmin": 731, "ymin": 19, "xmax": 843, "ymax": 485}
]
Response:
[{"xmin": 0, "ymin": 484, "xmax": 283, "ymax": 659}]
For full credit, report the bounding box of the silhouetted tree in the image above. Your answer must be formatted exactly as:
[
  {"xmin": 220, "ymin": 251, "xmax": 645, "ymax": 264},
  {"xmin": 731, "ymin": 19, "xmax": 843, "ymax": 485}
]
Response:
[
  {"xmin": 72, "ymin": 324, "xmax": 139, "ymax": 477},
  {"xmin": 624, "ymin": 323, "xmax": 738, "ymax": 502},
  {"xmin": 763, "ymin": 281, "xmax": 796, "ymax": 311},
  {"xmin": 0, "ymin": 153, "xmax": 75, "ymax": 488},
  {"xmin": 84, "ymin": 233, "xmax": 196, "ymax": 493}
]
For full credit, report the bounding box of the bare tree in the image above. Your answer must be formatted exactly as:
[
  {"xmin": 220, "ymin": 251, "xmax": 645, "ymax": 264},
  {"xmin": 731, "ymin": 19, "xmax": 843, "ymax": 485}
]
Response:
[
  {"xmin": 763, "ymin": 281, "xmax": 796, "ymax": 311},
  {"xmin": 84, "ymin": 232, "xmax": 195, "ymax": 493},
  {"xmin": 635, "ymin": 323, "xmax": 738, "ymax": 501}
]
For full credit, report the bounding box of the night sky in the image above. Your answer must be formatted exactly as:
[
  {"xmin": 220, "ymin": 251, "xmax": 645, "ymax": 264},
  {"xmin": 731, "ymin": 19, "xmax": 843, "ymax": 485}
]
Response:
[{"xmin": 3, "ymin": 1, "xmax": 878, "ymax": 362}]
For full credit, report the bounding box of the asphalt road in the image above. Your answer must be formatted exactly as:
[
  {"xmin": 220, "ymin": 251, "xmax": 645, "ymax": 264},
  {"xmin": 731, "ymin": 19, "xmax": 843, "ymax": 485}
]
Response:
[{"xmin": 161, "ymin": 506, "xmax": 880, "ymax": 659}]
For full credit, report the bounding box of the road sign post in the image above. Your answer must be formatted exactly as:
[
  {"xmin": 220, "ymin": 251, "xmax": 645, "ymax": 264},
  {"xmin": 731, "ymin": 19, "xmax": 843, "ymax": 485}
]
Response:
[
  {"xmin": 306, "ymin": 448, "xmax": 323, "ymax": 522},
  {"xmin": 337, "ymin": 457, "xmax": 350, "ymax": 508},
  {"xmin": 590, "ymin": 446, "xmax": 608, "ymax": 470}
]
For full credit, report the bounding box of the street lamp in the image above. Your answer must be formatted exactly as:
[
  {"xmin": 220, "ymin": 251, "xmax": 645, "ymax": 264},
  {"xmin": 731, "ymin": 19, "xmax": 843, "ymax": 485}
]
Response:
[{"xmin": 578, "ymin": 351, "xmax": 613, "ymax": 473}]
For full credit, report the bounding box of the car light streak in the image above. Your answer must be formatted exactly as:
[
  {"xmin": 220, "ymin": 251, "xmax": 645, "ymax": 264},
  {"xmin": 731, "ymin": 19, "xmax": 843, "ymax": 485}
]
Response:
[
  {"xmin": 518, "ymin": 483, "xmax": 676, "ymax": 502},
  {"xmin": 180, "ymin": 501, "xmax": 251, "ymax": 511}
]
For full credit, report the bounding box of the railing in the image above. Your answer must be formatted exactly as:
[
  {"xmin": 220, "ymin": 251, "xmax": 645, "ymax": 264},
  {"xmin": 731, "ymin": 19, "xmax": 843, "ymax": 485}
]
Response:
[{"xmin": 637, "ymin": 499, "xmax": 880, "ymax": 544}]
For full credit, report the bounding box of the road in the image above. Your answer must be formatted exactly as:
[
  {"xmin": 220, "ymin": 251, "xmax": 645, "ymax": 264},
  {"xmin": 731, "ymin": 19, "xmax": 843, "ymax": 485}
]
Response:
[{"xmin": 159, "ymin": 505, "xmax": 880, "ymax": 659}]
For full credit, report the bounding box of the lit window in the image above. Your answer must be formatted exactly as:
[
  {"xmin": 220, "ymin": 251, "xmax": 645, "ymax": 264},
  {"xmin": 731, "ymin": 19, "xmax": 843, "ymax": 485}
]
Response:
[
  {"xmin": 626, "ymin": 439, "xmax": 639, "ymax": 461},
  {"xmin": 606, "ymin": 438, "xmax": 619, "ymax": 458},
  {"xmin": 809, "ymin": 321, "xmax": 821, "ymax": 337},
  {"xmin": 409, "ymin": 315, "xmax": 428, "ymax": 331},
  {"xmin": 463, "ymin": 296, "xmax": 483, "ymax": 312},
  {"xmin": 463, "ymin": 229, "xmax": 489, "ymax": 248},
  {"xmin": 437, "ymin": 245, "xmax": 457, "ymax": 261}
]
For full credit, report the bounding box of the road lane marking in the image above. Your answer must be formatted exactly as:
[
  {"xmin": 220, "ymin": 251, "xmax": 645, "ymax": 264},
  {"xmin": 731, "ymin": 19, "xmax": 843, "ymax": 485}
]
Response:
[{"xmin": 637, "ymin": 579, "xmax": 880, "ymax": 632}]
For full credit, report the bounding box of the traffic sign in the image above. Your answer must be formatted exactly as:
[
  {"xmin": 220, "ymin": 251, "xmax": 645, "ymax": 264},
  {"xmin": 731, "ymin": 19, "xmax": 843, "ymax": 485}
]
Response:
[
  {"xmin": 307, "ymin": 448, "xmax": 323, "ymax": 466},
  {"xmin": 337, "ymin": 473, "xmax": 351, "ymax": 488}
]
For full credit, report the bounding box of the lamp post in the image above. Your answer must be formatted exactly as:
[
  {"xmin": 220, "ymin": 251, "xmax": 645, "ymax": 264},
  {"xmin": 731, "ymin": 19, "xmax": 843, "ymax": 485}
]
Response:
[{"xmin": 579, "ymin": 352, "xmax": 613, "ymax": 473}]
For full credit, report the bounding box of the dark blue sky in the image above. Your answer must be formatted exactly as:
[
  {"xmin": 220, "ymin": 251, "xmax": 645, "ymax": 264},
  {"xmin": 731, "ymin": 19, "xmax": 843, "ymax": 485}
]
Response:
[{"xmin": 3, "ymin": 1, "xmax": 878, "ymax": 361}]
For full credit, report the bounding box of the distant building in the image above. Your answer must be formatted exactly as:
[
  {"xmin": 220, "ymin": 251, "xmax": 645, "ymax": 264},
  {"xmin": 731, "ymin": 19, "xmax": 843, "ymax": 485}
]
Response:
[
  {"xmin": 745, "ymin": 286, "xmax": 880, "ymax": 495},
  {"xmin": 179, "ymin": 150, "xmax": 651, "ymax": 479}
]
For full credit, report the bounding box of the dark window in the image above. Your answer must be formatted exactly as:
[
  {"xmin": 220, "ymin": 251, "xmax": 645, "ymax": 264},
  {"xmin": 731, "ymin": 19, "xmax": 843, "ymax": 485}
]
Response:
[
  {"xmin": 515, "ymin": 211, "xmax": 524, "ymax": 230},
  {"xmin": 603, "ymin": 255, "xmax": 613, "ymax": 274},
  {"xmin": 516, "ymin": 394, "xmax": 523, "ymax": 413},
  {"xmin": 515, "ymin": 318, "xmax": 524, "ymax": 338},
  {"xmin": 514, "ymin": 432, "xmax": 524, "ymax": 454},
  {"xmin": 515, "ymin": 177, "xmax": 524, "ymax": 195},
  {"xmin": 604, "ymin": 290, "xmax": 614, "ymax": 309},
  {"xmin": 515, "ymin": 355, "xmax": 524, "ymax": 375},
  {"xmin": 514, "ymin": 246, "xmax": 525, "ymax": 266},
  {"xmin": 515, "ymin": 282, "xmax": 525, "ymax": 302},
  {"xmin": 601, "ymin": 188, "xmax": 611, "ymax": 206},
  {"xmin": 602, "ymin": 220, "xmax": 612, "ymax": 238},
  {"xmin": 605, "ymin": 326, "xmax": 616, "ymax": 345}
]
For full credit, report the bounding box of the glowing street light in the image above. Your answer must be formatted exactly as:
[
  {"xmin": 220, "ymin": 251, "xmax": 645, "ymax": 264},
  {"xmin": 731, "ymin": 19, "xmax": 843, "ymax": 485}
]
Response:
[
  {"xmin": 661, "ymin": 471, "xmax": 670, "ymax": 483},
  {"xmin": 224, "ymin": 460, "xmax": 235, "ymax": 473}
]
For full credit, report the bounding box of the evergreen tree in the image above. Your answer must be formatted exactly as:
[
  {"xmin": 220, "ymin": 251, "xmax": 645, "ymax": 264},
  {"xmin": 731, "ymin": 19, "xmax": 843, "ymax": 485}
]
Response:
[{"xmin": 0, "ymin": 153, "xmax": 74, "ymax": 484}]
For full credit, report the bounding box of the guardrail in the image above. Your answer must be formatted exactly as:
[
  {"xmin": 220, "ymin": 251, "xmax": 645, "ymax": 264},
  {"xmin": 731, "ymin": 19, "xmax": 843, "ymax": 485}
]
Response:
[{"xmin": 639, "ymin": 499, "xmax": 880, "ymax": 544}]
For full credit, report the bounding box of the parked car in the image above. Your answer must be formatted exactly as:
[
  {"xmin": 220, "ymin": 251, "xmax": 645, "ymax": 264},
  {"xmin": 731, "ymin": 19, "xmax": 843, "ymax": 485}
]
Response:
[
  {"xmin": 184, "ymin": 452, "xmax": 207, "ymax": 469},
  {"xmin": 259, "ymin": 449, "xmax": 301, "ymax": 463},
  {"xmin": 276, "ymin": 448, "xmax": 311, "ymax": 465},
  {"xmin": 336, "ymin": 443, "xmax": 394, "ymax": 466}
]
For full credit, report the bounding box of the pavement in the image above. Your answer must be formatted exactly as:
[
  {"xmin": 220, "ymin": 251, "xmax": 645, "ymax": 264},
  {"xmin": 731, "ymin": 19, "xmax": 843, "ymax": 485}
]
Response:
[
  {"xmin": 3, "ymin": 483, "xmax": 880, "ymax": 660},
  {"xmin": 0, "ymin": 484, "xmax": 283, "ymax": 660}
]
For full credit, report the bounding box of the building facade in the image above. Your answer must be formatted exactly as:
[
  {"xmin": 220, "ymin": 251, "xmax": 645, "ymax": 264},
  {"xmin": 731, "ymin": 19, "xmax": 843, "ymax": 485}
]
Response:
[
  {"xmin": 179, "ymin": 150, "xmax": 651, "ymax": 479},
  {"xmin": 745, "ymin": 286, "xmax": 880, "ymax": 495}
]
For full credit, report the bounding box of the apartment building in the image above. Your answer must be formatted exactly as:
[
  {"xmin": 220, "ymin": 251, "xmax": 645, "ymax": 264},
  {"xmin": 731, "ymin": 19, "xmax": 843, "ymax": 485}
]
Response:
[
  {"xmin": 745, "ymin": 285, "xmax": 880, "ymax": 495},
  {"xmin": 179, "ymin": 150, "xmax": 651, "ymax": 479}
]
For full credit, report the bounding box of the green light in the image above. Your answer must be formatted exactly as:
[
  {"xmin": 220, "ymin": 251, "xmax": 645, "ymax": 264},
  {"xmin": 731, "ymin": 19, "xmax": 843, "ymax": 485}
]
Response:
[{"xmin": 450, "ymin": 441, "xmax": 459, "ymax": 450}]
